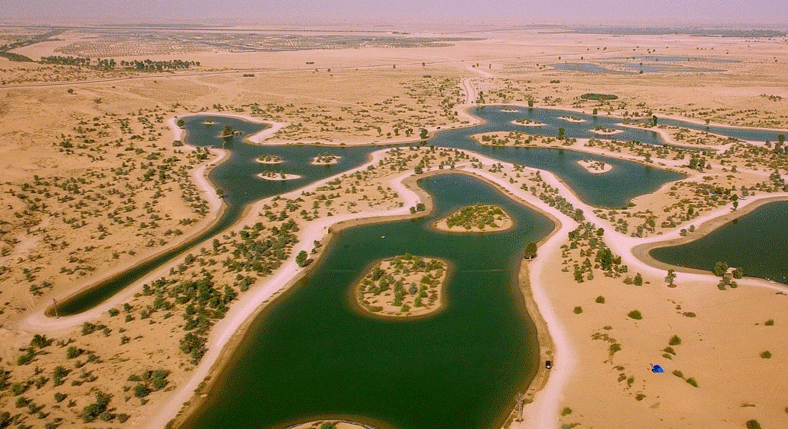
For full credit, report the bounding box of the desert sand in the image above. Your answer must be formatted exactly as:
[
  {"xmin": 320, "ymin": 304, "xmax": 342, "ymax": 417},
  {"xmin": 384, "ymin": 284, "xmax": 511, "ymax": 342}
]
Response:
[{"xmin": 1, "ymin": 24, "xmax": 788, "ymax": 429}]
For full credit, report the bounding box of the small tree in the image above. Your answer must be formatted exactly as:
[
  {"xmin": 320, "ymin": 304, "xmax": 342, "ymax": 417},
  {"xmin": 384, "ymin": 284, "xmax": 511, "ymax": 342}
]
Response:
[
  {"xmin": 295, "ymin": 251, "xmax": 308, "ymax": 267},
  {"xmin": 665, "ymin": 269, "xmax": 676, "ymax": 287},
  {"xmin": 713, "ymin": 261, "xmax": 729, "ymax": 277},
  {"xmin": 523, "ymin": 242, "xmax": 537, "ymax": 259},
  {"xmin": 652, "ymin": 115, "xmax": 658, "ymax": 126},
  {"xmin": 633, "ymin": 273, "xmax": 643, "ymax": 286}
]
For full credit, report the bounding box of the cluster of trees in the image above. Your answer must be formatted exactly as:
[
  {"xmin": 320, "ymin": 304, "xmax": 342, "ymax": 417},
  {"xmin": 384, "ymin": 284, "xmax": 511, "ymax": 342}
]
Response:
[
  {"xmin": 580, "ymin": 93, "xmax": 618, "ymax": 101},
  {"xmin": 40, "ymin": 56, "xmax": 200, "ymax": 71},
  {"xmin": 128, "ymin": 369, "xmax": 171, "ymax": 398},
  {"xmin": 358, "ymin": 254, "xmax": 444, "ymax": 313},
  {"xmin": 222, "ymin": 220, "xmax": 299, "ymax": 275},
  {"xmin": 563, "ymin": 223, "xmax": 628, "ymax": 283},
  {"xmin": 444, "ymin": 203, "xmax": 507, "ymax": 230}
]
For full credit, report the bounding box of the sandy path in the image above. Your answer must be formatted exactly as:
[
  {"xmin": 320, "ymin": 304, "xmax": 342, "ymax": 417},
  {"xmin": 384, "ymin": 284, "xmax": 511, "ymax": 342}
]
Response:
[
  {"xmin": 463, "ymin": 78, "xmax": 477, "ymax": 105},
  {"xmin": 448, "ymin": 159, "xmax": 578, "ymax": 429}
]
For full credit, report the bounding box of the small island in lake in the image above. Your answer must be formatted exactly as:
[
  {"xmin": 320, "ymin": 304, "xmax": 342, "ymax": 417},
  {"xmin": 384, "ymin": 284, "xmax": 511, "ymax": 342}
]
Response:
[
  {"xmin": 512, "ymin": 118, "xmax": 545, "ymax": 127},
  {"xmin": 311, "ymin": 153, "xmax": 341, "ymax": 165},
  {"xmin": 355, "ymin": 254, "xmax": 448, "ymax": 318},
  {"xmin": 256, "ymin": 154, "xmax": 284, "ymax": 164},
  {"xmin": 220, "ymin": 125, "xmax": 241, "ymax": 138},
  {"xmin": 256, "ymin": 170, "xmax": 301, "ymax": 181},
  {"xmin": 590, "ymin": 126, "xmax": 624, "ymax": 136},
  {"xmin": 559, "ymin": 115, "xmax": 586, "ymax": 123},
  {"xmin": 577, "ymin": 158, "xmax": 613, "ymax": 174},
  {"xmin": 434, "ymin": 203, "xmax": 513, "ymax": 232}
]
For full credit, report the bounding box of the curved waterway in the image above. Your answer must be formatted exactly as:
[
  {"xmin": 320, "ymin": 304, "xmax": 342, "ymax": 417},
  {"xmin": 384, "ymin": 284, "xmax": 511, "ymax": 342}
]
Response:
[
  {"xmin": 57, "ymin": 107, "xmax": 689, "ymax": 315},
  {"xmin": 650, "ymin": 201, "xmax": 788, "ymax": 285},
  {"xmin": 55, "ymin": 117, "xmax": 384, "ymax": 315},
  {"xmin": 184, "ymin": 173, "xmax": 553, "ymax": 429}
]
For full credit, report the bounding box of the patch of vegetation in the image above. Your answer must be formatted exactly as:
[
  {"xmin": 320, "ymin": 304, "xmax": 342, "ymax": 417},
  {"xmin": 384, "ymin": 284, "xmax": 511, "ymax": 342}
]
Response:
[
  {"xmin": 746, "ymin": 420, "xmax": 762, "ymax": 429},
  {"xmin": 441, "ymin": 203, "xmax": 510, "ymax": 231},
  {"xmin": 580, "ymin": 93, "xmax": 618, "ymax": 101},
  {"xmin": 628, "ymin": 310, "xmax": 642, "ymax": 320},
  {"xmin": 356, "ymin": 254, "xmax": 447, "ymax": 316},
  {"xmin": 0, "ymin": 51, "xmax": 34, "ymax": 62}
]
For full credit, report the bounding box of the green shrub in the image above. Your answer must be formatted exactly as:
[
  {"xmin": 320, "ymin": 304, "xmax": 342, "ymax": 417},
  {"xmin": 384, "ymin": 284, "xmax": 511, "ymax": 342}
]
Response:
[
  {"xmin": 595, "ymin": 296, "xmax": 605, "ymax": 304},
  {"xmin": 66, "ymin": 346, "xmax": 81, "ymax": 359},
  {"xmin": 760, "ymin": 351, "xmax": 772, "ymax": 359},
  {"xmin": 561, "ymin": 407, "xmax": 572, "ymax": 416},
  {"xmin": 628, "ymin": 310, "xmax": 642, "ymax": 320},
  {"xmin": 573, "ymin": 306, "xmax": 583, "ymax": 314},
  {"xmin": 686, "ymin": 377, "xmax": 698, "ymax": 387},
  {"xmin": 133, "ymin": 384, "xmax": 150, "ymax": 398},
  {"xmin": 10, "ymin": 382, "xmax": 27, "ymax": 395},
  {"xmin": 765, "ymin": 319, "xmax": 775, "ymax": 326},
  {"xmin": 669, "ymin": 335, "xmax": 682, "ymax": 345},
  {"xmin": 746, "ymin": 420, "xmax": 762, "ymax": 429}
]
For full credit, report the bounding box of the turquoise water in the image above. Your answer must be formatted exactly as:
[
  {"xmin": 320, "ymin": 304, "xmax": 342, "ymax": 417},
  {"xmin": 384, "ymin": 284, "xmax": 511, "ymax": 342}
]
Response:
[
  {"xmin": 184, "ymin": 174, "xmax": 553, "ymax": 429},
  {"xmin": 650, "ymin": 202, "xmax": 788, "ymax": 285}
]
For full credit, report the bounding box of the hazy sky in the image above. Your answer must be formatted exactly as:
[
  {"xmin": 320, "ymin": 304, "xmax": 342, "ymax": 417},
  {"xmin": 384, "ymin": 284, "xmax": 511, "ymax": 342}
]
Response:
[{"xmin": 3, "ymin": 0, "xmax": 786, "ymax": 26}]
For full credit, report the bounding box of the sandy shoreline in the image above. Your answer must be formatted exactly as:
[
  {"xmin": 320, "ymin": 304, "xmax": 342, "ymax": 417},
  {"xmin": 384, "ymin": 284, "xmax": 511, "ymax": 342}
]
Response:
[{"xmin": 631, "ymin": 194, "xmax": 788, "ymax": 273}]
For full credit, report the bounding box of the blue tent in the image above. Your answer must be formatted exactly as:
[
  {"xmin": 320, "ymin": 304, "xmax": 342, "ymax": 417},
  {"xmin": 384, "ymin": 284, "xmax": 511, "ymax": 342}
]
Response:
[{"xmin": 652, "ymin": 365, "xmax": 665, "ymax": 373}]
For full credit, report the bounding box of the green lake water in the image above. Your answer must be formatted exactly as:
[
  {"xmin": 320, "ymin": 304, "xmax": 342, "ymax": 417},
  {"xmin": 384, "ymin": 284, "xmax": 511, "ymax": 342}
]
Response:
[
  {"xmin": 650, "ymin": 201, "xmax": 788, "ymax": 285},
  {"xmin": 184, "ymin": 173, "xmax": 553, "ymax": 429}
]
